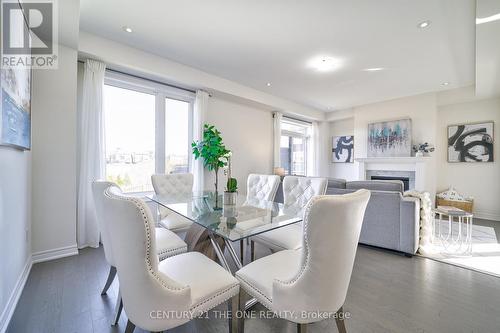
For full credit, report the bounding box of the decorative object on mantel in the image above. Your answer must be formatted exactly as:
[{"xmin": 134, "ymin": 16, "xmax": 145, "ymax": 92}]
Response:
[
  {"xmin": 368, "ymin": 118, "xmax": 412, "ymax": 157},
  {"xmin": 403, "ymin": 190, "xmax": 433, "ymax": 255},
  {"xmin": 223, "ymin": 151, "xmax": 238, "ymax": 205},
  {"xmin": 332, "ymin": 135, "xmax": 354, "ymax": 163},
  {"xmin": 436, "ymin": 186, "xmax": 474, "ymax": 213},
  {"xmin": 192, "ymin": 124, "xmax": 230, "ymax": 210},
  {"xmin": 413, "ymin": 142, "xmax": 435, "ymax": 157},
  {"xmin": 447, "ymin": 122, "xmax": 494, "ymax": 162}
]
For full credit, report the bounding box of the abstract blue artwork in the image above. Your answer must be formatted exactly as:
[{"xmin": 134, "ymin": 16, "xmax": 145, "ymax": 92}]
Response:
[
  {"xmin": 368, "ymin": 119, "xmax": 411, "ymax": 157},
  {"xmin": 1, "ymin": 67, "xmax": 31, "ymax": 150}
]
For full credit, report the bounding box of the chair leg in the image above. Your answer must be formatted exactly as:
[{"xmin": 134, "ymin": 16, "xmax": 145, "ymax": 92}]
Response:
[
  {"xmin": 250, "ymin": 241, "xmax": 255, "ymax": 262},
  {"xmin": 228, "ymin": 294, "xmax": 239, "ymax": 333},
  {"xmin": 101, "ymin": 266, "xmax": 117, "ymax": 295},
  {"xmin": 238, "ymin": 290, "xmax": 247, "ymax": 333},
  {"xmin": 297, "ymin": 323, "xmax": 307, "ymax": 333},
  {"xmin": 125, "ymin": 319, "xmax": 136, "ymax": 333},
  {"xmin": 240, "ymin": 239, "xmax": 244, "ymax": 264},
  {"xmin": 112, "ymin": 291, "xmax": 123, "ymax": 326},
  {"xmin": 335, "ymin": 306, "xmax": 347, "ymax": 333}
]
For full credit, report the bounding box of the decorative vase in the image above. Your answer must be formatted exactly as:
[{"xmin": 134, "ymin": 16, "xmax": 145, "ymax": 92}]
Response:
[
  {"xmin": 223, "ymin": 191, "xmax": 237, "ymax": 206},
  {"xmin": 415, "ymin": 151, "xmax": 424, "ymax": 157}
]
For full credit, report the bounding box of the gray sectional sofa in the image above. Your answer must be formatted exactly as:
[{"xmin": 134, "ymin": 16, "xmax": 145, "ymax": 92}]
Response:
[
  {"xmin": 274, "ymin": 177, "xmax": 420, "ymax": 255},
  {"xmin": 327, "ymin": 179, "xmax": 420, "ymax": 255}
]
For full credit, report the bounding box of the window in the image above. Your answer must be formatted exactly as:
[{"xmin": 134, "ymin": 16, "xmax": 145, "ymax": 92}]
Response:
[
  {"xmin": 280, "ymin": 117, "xmax": 312, "ymax": 176},
  {"xmin": 165, "ymin": 98, "xmax": 190, "ymax": 174},
  {"xmin": 104, "ymin": 85, "xmax": 156, "ymax": 192},
  {"xmin": 103, "ymin": 72, "xmax": 194, "ymax": 193}
]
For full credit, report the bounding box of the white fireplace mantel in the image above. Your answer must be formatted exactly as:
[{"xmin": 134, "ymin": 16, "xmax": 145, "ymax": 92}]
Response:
[{"xmin": 355, "ymin": 156, "xmax": 431, "ymax": 191}]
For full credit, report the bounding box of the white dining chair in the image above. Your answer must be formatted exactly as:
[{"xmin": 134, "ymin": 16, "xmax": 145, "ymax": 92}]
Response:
[
  {"xmin": 92, "ymin": 181, "xmax": 187, "ymax": 325},
  {"xmin": 238, "ymin": 174, "xmax": 281, "ymax": 261},
  {"xmin": 102, "ymin": 185, "xmax": 240, "ymax": 333},
  {"xmin": 250, "ymin": 176, "xmax": 328, "ymax": 258},
  {"xmin": 236, "ymin": 190, "xmax": 370, "ymax": 333},
  {"xmin": 151, "ymin": 173, "xmax": 194, "ymax": 234}
]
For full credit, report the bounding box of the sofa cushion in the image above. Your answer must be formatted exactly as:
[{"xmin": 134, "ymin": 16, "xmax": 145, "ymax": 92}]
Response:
[
  {"xmin": 327, "ymin": 178, "xmax": 346, "ymax": 189},
  {"xmin": 346, "ymin": 180, "xmax": 404, "ymax": 193}
]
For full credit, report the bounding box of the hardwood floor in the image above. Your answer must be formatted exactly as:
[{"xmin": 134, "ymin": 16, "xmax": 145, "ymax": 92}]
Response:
[{"xmin": 7, "ymin": 242, "xmax": 500, "ymax": 332}]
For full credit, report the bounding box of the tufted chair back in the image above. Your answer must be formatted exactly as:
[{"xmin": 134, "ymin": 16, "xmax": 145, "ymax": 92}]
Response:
[
  {"xmin": 151, "ymin": 173, "xmax": 194, "ymax": 218},
  {"xmin": 92, "ymin": 180, "xmax": 118, "ymax": 266},
  {"xmin": 282, "ymin": 176, "xmax": 328, "ymax": 216},
  {"xmin": 246, "ymin": 174, "xmax": 281, "ymax": 204},
  {"xmin": 273, "ymin": 190, "xmax": 370, "ymax": 321},
  {"xmin": 102, "ymin": 186, "xmax": 192, "ymax": 331}
]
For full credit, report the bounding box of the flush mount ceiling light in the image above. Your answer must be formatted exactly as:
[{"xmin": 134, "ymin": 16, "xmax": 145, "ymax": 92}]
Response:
[
  {"xmin": 122, "ymin": 26, "xmax": 133, "ymax": 33},
  {"xmin": 363, "ymin": 67, "xmax": 384, "ymax": 72},
  {"xmin": 441, "ymin": 82, "xmax": 450, "ymax": 86},
  {"xmin": 266, "ymin": 82, "xmax": 272, "ymax": 87},
  {"xmin": 417, "ymin": 20, "xmax": 431, "ymax": 28},
  {"xmin": 476, "ymin": 13, "xmax": 500, "ymax": 25},
  {"xmin": 308, "ymin": 56, "xmax": 342, "ymax": 72}
]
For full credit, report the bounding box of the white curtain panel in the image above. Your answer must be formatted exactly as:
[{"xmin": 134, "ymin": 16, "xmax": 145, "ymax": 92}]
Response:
[
  {"xmin": 192, "ymin": 90, "xmax": 209, "ymax": 192},
  {"xmin": 77, "ymin": 59, "xmax": 106, "ymax": 248},
  {"xmin": 273, "ymin": 111, "xmax": 283, "ymax": 168},
  {"xmin": 309, "ymin": 121, "xmax": 329, "ymax": 177}
]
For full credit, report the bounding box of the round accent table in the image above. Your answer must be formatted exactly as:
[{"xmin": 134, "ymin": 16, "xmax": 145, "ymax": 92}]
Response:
[{"xmin": 432, "ymin": 207, "xmax": 473, "ymax": 256}]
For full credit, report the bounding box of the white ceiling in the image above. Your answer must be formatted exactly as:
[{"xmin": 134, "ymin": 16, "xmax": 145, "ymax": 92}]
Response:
[{"xmin": 79, "ymin": 0, "xmax": 476, "ymax": 111}]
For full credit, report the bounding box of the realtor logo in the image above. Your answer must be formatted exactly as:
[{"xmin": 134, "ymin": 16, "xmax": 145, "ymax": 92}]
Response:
[{"xmin": 1, "ymin": 0, "xmax": 58, "ymax": 69}]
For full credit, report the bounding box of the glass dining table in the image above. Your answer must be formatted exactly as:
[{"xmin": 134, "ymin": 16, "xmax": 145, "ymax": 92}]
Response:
[{"xmin": 147, "ymin": 191, "xmax": 302, "ymax": 272}]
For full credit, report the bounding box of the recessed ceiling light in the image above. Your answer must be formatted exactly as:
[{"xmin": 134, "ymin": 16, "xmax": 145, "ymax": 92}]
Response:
[
  {"xmin": 308, "ymin": 56, "xmax": 342, "ymax": 72},
  {"xmin": 364, "ymin": 67, "xmax": 384, "ymax": 72},
  {"xmin": 441, "ymin": 82, "xmax": 450, "ymax": 86},
  {"xmin": 417, "ymin": 20, "xmax": 431, "ymax": 29},
  {"xmin": 122, "ymin": 26, "xmax": 133, "ymax": 33},
  {"xmin": 476, "ymin": 13, "xmax": 500, "ymax": 25},
  {"xmin": 266, "ymin": 82, "xmax": 272, "ymax": 87}
]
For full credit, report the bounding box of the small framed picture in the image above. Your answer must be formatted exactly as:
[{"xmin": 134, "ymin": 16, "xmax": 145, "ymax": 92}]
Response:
[{"xmin": 332, "ymin": 136, "xmax": 354, "ymax": 163}]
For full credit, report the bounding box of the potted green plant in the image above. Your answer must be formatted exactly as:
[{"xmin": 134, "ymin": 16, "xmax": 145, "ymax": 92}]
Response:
[
  {"xmin": 192, "ymin": 124, "xmax": 230, "ymax": 209},
  {"xmin": 223, "ymin": 152, "xmax": 238, "ymax": 205}
]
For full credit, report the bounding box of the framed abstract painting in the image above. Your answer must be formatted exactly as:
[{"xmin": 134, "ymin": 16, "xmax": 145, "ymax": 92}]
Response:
[
  {"xmin": 367, "ymin": 118, "xmax": 412, "ymax": 157},
  {"xmin": 332, "ymin": 135, "xmax": 354, "ymax": 163},
  {"xmin": 0, "ymin": 1, "xmax": 32, "ymax": 150},
  {"xmin": 448, "ymin": 122, "xmax": 494, "ymax": 162}
]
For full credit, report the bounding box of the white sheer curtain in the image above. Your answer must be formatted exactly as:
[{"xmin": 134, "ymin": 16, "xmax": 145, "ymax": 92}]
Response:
[
  {"xmin": 192, "ymin": 90, "xmax": 209, "ymax": 192},
  {"xmin": 273, "ymin": 112, "xmax": 283, "ymax": 168},
  {"xmin": 77, "ymin": 59, "xmax": 106, "ymax": 248},
  {"xmin": 309, "ymin": 121, "xmax": 329, "ymax": 177}
]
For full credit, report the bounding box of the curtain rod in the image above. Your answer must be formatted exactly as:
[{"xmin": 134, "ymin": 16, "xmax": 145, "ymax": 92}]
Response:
[{"xmin": 77, "ymin": 60, "xmax": 197, "ymax": 94}]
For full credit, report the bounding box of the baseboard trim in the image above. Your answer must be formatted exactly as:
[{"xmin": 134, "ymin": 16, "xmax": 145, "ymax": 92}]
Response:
[
  {"xmin": 32, "ymin": 244, "xmax": 79, "ymax": 264},
  {"xmin": 0, "ymin": 257, "xmax": 32, "ymax": 333},
  {"xmin": 474, "ymin": 210, "xmax": 500, "ymax": 222}
]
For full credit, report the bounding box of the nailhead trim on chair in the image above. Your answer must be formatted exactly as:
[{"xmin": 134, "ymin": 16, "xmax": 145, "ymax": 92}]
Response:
[
  {"xmin": 237, "ymin": 275, "xmax": 273, "ymax": 308},
  {"xmin": 104, "ymin": 188, "xmax": 189, "ymax": 293},
  {"xmin": 158, "ymin": 246, "xmax": 188, "ymax": 260},
  {"xmin": 275, "ymin": 196, "xmax": 323, "ymax": 286},
  {"xmin": 189, "ymin": 284, "xmax": 240, "ymax": 313}
]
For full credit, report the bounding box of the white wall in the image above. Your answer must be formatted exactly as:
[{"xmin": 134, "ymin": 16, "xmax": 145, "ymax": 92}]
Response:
[
  {"xmin": 329, "ymin": 118, "xmax": 358, "ymax": 180},
  {"xmin": 0, "ymin": 148, "xmax": 31, "ymax": 331},
  {"xmin": 31, "ymin": 45, "xmax": 79, "ymax": 258},
  {"xmin": 437, "ymin": 97, "xmax": 500, "ymax": 221},
  {"xmin": 204, "ymin": 97, "xmax": 273, "ymax": 194}
]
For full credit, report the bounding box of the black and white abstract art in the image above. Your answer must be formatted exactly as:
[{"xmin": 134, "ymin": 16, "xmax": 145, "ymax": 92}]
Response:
[
  {"xmin": 332, "ymin": 136, "xmax": 354, "ymax": 163},
  {"xmin": 448, "ymin": 122, "xmax": 494, "ymax": 162}
]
